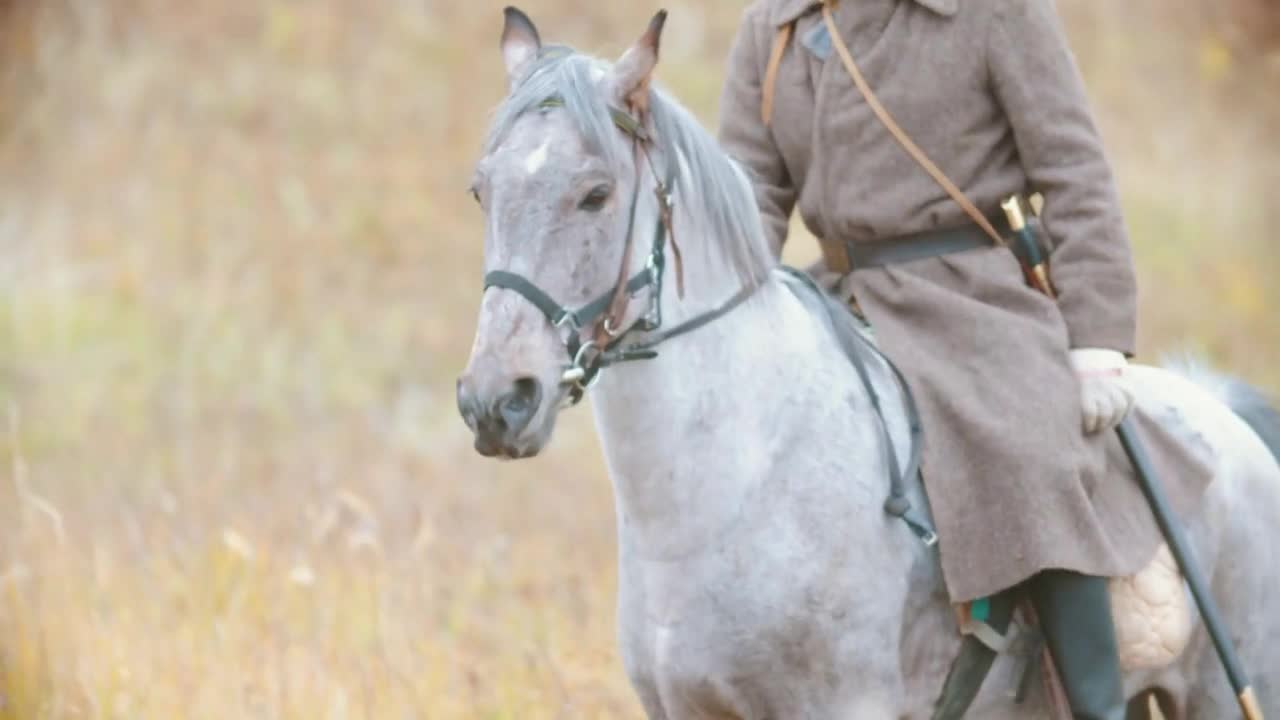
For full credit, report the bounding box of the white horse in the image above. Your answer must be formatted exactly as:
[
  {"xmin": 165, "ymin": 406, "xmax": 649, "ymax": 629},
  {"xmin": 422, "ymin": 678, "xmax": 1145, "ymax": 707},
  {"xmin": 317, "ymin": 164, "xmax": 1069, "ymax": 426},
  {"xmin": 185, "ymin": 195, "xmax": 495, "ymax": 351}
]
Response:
[{"xmin": 456, "ymin": 8, "xmax": 1280, "ymax": 719}]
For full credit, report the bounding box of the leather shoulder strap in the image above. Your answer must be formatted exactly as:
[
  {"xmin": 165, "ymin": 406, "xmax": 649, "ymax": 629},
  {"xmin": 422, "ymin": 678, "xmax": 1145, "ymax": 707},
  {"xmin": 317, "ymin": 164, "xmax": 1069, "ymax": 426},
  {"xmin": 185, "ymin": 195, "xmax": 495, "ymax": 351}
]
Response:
[
  {"xmin": 762, "ymin": 22, "xmax": 794, "ymax": 126},
  {"xmin": 821, "ymin": 0, "xmax": 1006, "ymax": 248}
]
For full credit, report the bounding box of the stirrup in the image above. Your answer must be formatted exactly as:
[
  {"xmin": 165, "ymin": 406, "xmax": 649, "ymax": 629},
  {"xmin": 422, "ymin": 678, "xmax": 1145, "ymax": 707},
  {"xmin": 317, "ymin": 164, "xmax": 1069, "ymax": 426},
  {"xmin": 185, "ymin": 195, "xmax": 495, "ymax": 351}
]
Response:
[{"xmin": 959, "ymin": 614, "xmax": 1015, "ymax": 654}]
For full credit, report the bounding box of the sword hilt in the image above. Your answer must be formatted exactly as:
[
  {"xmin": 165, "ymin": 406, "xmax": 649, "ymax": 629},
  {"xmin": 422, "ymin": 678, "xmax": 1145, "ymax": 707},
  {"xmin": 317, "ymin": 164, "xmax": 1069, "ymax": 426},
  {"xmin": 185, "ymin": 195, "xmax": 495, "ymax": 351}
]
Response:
[{"xmin": 1001, "ymin": 195, "xmax": 1056, "ymax": 299}]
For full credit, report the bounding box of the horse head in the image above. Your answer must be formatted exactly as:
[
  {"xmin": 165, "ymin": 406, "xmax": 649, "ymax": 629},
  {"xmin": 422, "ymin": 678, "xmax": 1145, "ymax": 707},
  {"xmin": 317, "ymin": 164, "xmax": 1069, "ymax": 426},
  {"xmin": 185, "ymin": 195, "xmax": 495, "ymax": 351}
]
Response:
[{"xmin": 457, "ymin": 8, "xmax": 671, "ymax": 459}]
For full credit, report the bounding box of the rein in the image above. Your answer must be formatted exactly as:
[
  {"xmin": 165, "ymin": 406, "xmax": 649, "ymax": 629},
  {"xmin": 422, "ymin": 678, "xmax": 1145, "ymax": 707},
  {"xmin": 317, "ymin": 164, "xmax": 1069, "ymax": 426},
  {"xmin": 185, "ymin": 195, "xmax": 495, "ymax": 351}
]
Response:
[
  {"xmin": 483, "ymin": 95, "xmax": 757, "ymax": 406},
  {"xmin": 480, "ymin": 62, "xmax": 939, "ymax": 553},
  {"xmin": 482, "ymin": 87, "xmax": 934, "ymax": 547}
]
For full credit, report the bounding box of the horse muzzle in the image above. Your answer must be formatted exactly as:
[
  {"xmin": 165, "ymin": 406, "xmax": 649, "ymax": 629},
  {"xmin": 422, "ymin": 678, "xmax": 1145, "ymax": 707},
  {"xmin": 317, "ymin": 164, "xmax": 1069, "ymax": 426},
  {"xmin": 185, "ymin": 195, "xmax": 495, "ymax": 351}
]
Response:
[{"xmin": 456, "ymin": 374, "xmax": 545, "ymax": 458}]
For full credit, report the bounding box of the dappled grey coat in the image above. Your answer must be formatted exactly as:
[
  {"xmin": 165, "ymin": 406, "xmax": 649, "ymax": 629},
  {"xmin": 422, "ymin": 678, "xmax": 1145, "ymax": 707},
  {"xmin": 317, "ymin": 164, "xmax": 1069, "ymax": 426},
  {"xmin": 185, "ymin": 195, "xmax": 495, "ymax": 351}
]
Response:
[{"xmin": 716, "ymin": 0, "xmax": 1214, "ymax": 602}]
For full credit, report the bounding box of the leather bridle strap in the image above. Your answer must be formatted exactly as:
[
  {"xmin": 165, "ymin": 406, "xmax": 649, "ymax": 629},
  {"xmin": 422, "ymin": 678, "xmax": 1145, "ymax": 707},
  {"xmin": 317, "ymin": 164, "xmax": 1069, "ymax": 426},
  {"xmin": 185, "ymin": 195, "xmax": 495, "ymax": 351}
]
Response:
[
  {"xmin": 482, "ymin": 80, "xmax": 756, "ymax": 407},
  {"xmin": 779, "ymin": 266, "xmax": 933, "ymax": 545},
  {"xmin": 602, "ymin": 282, "xmax": 757, "ymax": 364},
  {"xmin": 596, "ymin": 136, "xmax": 651, "ymax": 347},
  {"xmin": 484, "ymin": 269, "xmax": 653, "ymax": 340},
  {"xmin": 483, "ymin": 96, "xmax": 682, "ymax": 404}
]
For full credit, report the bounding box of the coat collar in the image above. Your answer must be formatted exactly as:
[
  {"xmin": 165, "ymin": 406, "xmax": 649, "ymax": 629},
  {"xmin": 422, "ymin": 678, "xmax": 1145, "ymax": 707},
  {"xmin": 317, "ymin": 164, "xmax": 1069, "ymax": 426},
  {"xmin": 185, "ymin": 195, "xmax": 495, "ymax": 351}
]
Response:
[{"xmin": 769, "ymin": 0, "xmax": 957, "ymax": 27}]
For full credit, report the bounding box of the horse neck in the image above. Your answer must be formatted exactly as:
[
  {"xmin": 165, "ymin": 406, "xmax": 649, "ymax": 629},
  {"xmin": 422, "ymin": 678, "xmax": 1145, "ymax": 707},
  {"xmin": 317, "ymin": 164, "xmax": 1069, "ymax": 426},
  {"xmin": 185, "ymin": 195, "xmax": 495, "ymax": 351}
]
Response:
[
  {"xmin": 588, "ymin": 200, "xmax": 957, "ymax": 678},
  {"xmin": 585, "ymin": 145, "xmax": 963, "ymax": 707},
  {"xmin": 587, "ymin": 276, "xmax": 791, "ymax": 557},
  {"xmin": 587, "ymin": 189, "xmax": 762, "ymax": 532},
  {"xmin": 588, "ymin": 191, "xmax": 880, "ymax": 548}
]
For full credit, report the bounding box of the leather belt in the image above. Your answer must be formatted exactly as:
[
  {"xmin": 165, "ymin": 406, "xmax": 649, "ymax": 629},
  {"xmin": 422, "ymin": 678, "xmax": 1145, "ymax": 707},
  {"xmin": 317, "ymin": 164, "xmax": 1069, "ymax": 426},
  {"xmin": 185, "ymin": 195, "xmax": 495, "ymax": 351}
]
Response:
[{"xmin": 821, "ymin": 211, "xmax": 1014, "ymax": 275}]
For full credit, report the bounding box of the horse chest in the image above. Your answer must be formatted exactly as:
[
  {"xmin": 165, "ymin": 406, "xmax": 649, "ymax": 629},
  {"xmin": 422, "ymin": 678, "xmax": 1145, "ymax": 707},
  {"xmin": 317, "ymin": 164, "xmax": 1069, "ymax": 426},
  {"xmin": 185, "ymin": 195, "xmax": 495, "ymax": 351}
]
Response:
[
  {"xmin": 624, "ymin": 594, "xmax": 845, "ymax": 714},
  {"xmin": 617, "ymin": 548, "xmax": 875, "ymax": 715}
]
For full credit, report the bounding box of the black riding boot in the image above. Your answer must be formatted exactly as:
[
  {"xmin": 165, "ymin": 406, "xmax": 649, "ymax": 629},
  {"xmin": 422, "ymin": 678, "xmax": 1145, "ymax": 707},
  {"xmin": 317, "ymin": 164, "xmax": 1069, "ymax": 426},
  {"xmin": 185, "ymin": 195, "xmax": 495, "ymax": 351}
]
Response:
[{"xmin": 1026, "ymin": 569, "xmax": 1127, "ymax": 720}]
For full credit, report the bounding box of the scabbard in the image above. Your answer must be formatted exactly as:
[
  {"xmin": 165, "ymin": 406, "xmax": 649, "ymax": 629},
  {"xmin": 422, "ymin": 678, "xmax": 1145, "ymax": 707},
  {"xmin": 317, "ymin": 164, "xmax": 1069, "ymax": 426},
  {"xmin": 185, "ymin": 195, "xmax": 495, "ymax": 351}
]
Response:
[
  {"xmin": 1116, "ymin": 419, "xmax": 1262, "ymax": 719},
  {"xmin": 1000, "ymin": 195, "xmax": 1056, "ymax": 298}
]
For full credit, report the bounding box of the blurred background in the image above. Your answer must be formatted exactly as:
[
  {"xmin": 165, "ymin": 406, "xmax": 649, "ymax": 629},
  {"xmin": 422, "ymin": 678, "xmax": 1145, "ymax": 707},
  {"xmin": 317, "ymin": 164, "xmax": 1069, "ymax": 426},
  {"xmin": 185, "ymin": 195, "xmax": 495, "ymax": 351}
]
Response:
[{"xmin": 0, "ymin": 0, "xmax": 1275, "ymax": 717}]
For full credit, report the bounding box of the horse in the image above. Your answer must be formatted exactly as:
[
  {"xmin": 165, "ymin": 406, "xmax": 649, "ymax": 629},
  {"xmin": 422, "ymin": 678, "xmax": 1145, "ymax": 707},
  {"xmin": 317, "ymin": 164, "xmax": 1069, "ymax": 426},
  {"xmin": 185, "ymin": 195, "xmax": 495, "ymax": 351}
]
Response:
[{"xmin": 456, "ymin": 8, "xmax": 1280, "ymax": 718}]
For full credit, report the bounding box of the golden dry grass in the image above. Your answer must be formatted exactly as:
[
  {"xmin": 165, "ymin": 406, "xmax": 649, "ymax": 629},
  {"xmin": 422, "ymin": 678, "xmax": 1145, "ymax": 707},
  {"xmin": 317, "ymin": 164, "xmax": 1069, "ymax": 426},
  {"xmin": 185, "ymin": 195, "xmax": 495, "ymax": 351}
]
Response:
[{"xmin": 0, "ymin": 1, "xmax": 1275, "ymax": 718}]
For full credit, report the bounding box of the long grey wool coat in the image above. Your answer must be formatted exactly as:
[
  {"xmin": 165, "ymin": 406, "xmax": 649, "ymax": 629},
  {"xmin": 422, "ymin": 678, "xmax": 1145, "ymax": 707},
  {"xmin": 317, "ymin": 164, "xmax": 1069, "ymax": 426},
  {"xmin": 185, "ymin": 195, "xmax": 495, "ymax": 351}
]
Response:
[{"xmin": 716, "ymin": 0, "xmax": 1215, "ymax": 603}]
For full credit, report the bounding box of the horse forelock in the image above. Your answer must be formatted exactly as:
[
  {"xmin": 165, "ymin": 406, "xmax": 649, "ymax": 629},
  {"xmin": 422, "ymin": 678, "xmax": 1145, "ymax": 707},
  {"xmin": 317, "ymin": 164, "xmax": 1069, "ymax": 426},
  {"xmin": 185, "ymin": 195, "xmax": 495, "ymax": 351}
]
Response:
[{"xmin": 482, "ymin": 45, "xmax": 775, "ymax": 290}]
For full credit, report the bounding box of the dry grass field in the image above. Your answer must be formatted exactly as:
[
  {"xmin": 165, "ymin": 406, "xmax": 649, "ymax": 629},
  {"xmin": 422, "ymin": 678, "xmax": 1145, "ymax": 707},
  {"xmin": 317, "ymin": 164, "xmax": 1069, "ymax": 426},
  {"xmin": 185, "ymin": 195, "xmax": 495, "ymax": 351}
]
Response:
[{"xmin": 0, "ymin": 1, "xmax": 1275, "ymax": 718}]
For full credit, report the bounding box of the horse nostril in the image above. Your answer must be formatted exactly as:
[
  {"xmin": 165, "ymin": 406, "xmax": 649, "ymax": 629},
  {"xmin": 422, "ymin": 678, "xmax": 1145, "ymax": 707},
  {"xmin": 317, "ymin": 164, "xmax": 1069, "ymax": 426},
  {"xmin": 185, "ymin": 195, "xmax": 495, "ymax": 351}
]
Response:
[
  {"xmin": 513, "ymin": 376, "xmax": 539, "ymax": 401},
  {"xmin": 497, "ymin": 377, "xmax": 542, "ymax": 434}
]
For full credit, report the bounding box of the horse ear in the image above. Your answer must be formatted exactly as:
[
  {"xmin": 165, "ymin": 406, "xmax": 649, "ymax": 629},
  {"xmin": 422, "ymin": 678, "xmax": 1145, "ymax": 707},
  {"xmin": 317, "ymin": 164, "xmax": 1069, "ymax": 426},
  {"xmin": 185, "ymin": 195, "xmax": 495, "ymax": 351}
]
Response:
[
  {"xmin": 501, "ymin": 6, "xmax": 542, "ymax": 87},
  {"xmin": 609, "ymin": 10, "xmax": 667, "ymax": 115}
]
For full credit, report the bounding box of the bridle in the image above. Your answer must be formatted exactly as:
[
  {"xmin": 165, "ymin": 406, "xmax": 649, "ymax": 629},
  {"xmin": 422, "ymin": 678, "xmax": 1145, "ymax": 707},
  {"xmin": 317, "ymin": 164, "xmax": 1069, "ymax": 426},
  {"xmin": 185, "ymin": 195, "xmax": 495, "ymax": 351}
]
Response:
[
  {"xmin": 479, "ymin": 62, "xmax": 935, "ymax": 552},
  {"xmin": 483, "ymin": 93, "xmax": 756, "ymax": 406},
  {"xmin": 481, "ymin": 98, "xmax": 937, "ymax": 547}
]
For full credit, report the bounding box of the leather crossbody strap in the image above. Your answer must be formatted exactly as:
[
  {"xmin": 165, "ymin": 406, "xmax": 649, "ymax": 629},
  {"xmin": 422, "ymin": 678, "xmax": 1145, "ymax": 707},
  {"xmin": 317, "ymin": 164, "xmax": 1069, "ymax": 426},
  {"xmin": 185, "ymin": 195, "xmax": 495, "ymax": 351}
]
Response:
[
  {"xmin": 762, "ymin": 22, "xmax": 793, "ymax": 125},
  {"xmin": 819, "ymin": 0, "xmax": 1007, "ymax": 249}
]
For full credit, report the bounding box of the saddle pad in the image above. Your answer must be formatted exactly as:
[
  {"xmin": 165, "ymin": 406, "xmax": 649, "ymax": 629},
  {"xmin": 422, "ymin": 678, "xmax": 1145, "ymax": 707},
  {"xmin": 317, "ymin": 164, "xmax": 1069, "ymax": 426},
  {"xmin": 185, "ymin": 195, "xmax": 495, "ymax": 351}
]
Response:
[{"xmin": 1109, "ymin": 543, "xmax": 1193, "ymax": 671}]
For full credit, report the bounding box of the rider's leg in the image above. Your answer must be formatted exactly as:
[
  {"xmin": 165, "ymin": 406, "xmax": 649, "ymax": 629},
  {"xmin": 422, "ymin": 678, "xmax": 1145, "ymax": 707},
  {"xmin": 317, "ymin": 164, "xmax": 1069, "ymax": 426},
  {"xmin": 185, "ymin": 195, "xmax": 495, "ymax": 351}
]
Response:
[{"xmin": 1025, "ymin": 569, "xmax": 1127, "ymax": 720}]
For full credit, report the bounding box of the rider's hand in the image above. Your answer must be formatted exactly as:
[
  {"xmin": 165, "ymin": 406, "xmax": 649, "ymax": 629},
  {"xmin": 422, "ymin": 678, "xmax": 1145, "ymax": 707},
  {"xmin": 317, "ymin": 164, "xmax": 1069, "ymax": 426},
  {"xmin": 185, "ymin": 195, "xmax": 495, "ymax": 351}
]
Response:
[{"xmin": 1070, "ymin": 348, "xmax": 1135, "ymax": 435}]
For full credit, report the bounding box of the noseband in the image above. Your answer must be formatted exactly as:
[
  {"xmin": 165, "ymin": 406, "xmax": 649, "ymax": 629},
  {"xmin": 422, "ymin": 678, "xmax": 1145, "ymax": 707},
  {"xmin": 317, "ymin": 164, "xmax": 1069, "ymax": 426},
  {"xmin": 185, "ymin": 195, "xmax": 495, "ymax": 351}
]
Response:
[{"xmin": 484, "ymin": 95, "xmax": 756, "ymax": 406}]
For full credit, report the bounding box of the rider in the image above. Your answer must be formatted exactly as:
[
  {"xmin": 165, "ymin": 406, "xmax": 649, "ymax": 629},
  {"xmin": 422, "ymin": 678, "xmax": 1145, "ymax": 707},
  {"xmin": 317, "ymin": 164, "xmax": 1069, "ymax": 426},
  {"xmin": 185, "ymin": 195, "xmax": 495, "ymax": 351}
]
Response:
[{"xmin": 716, "ymin": 1, "xmax": 1213, "ymax": 718}]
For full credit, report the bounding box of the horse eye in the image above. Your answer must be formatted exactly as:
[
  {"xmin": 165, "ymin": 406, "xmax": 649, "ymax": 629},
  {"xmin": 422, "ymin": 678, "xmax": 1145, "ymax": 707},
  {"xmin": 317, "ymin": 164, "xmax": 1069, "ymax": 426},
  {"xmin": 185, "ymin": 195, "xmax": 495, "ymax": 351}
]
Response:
[{"xmin": 579, "ymin": 184, "xmax": 611, "ymax": 212}]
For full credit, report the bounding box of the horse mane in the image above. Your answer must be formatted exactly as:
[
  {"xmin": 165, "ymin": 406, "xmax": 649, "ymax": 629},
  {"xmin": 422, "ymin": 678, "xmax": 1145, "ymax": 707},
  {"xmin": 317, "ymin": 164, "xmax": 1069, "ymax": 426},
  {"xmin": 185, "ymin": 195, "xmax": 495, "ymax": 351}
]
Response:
[{"xmin": 482, "ymin": 45, "xmax": 775, "ymax": 290}]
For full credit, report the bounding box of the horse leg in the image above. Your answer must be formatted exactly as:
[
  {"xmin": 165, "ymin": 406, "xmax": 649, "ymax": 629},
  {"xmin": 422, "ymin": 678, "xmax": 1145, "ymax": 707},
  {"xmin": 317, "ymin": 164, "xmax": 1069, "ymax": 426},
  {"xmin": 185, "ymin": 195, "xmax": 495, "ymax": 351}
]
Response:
[
  {"xmin": 620, "ymin": 643, "xmax": 672, "ymax": 720},
  {"xmin": 632, "ymin": 682, "xmax": 669, "ymax": 720}
]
